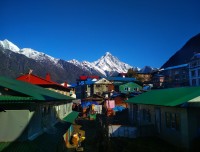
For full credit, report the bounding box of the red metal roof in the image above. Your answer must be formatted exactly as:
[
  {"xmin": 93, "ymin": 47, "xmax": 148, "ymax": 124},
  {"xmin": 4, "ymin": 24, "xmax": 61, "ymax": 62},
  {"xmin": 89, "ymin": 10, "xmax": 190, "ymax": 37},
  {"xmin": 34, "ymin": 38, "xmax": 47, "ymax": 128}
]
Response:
[
  {"xmin": 16, "ymin": 73, "xmax": 56, "ymax": 85},
  {"xmin": 79, "ymin": 75, "xmax": 99, "ymax": 80},
  {"xmin": 16, "ymin": 73, "xmax": 69, "ymax": 91}
]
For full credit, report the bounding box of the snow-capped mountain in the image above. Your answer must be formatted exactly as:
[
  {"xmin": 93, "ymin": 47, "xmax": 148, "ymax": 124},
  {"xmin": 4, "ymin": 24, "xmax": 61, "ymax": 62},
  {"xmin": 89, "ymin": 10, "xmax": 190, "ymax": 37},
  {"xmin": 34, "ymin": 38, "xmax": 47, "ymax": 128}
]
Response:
[
  {"xmin": 0, "ymin": 39, "xmax": 93, "ymax": 83},
  {"xmin": 68, "ymin": 52, "xmax": 137, "ymax": 77},
  {"xmin": 0, "ymin": 39, "xmax": 156, "ymax": 82},
  {"xmin": 0, "ymin": 39, "xmax": 59, "ymax": 64},
  {"xmin": 93, "ymin": 52, "xmax": 134, "ymax": 75}
]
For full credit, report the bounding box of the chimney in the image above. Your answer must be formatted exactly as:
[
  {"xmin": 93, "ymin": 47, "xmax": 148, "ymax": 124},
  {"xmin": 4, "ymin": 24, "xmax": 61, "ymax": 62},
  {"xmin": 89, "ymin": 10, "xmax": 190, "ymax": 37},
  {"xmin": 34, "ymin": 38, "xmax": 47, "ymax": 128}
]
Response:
[
  {"xmin": 46, "ymin": 73, "xmax": 51, "ymax": 81},
  {"xmin": 64, "ymin": 82, "xmax": 67, "ymax": 87}
]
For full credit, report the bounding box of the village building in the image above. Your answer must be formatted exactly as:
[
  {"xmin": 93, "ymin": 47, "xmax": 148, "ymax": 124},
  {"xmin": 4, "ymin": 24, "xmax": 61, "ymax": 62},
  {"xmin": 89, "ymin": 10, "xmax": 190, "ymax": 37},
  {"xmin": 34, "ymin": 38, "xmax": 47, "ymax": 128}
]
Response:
[
  {"xmin": 150, "ymin": 73, "xmax": 165, "ymax": 88},
  {"xmin": 119, "ymin": 82, "xmax": 142, "ymax": 94},
  {"xmin": 0, "ymin": 76, "xmax": 78, "ymax": 151},
  {"xmin": 136, "ymin": 72, "xmax": 152, "ymax": 83},
  {"xmin": 160, "ymin": 64, "xmax": 189, "ymax": 88},
  {"xmin": 126, "ymin": 87, "xmax": 200, "ymax": 150},
  {"xmin": 76, "ymin": 76, "xmax": 114, "ymax": 99},
  {"xmin": 16, "ymin": 73, "xmax": 75, "ymax": 97},
  {"xmin": 107, "ymin": 77, "xmax": 136, "ymax": 92}
]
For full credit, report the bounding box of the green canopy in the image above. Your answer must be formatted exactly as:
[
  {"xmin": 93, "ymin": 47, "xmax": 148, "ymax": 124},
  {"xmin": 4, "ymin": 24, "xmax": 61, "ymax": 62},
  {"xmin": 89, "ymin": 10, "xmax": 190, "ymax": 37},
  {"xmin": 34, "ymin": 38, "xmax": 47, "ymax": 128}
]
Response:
[{"xmin": 63, "ymin": 111, "xmax": 79, "ymax": 123}]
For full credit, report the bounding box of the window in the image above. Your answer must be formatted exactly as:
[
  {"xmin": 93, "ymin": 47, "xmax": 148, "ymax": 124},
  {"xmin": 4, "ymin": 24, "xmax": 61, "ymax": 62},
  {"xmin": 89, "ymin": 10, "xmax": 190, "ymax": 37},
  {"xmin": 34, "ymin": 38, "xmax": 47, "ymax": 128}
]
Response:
[
  {"xmin": 166, "ymin": 112, "xmax": 171, "ymax": 128},
  {"xmin": 63, "ymin": 105, "xmax": 67, "ymax": 115},
  {"xmin": 124, "ymin": 87, "xmax": 130, "ymax": 91},
  {"xmin": 142, "ymin": 109, "xmax": 151, "ymax": 122},
  {"xmin": 174, "ymin": 70, "xmax": 179, "ymax": 75},
  {"xmin": 191, "ymin": 61, "xmax": 197, "ymax": 68},
  {"xmin": 165, "ymin": 112, "xmax": 180, "ymax": 130},
  {"xmin": 192, "ymin": 79, "xmax": 197, "ymax": 86},
  {"xmin": 96, "ymin": 92, "xmax": 101, "ymax": 95},
  {"xmin": 42, "ymin": 106, "xmax": 51, "ymax": 117},
  {"xmin": 191, "ymin": 70, "xmax": 196, "ymax": 77}
]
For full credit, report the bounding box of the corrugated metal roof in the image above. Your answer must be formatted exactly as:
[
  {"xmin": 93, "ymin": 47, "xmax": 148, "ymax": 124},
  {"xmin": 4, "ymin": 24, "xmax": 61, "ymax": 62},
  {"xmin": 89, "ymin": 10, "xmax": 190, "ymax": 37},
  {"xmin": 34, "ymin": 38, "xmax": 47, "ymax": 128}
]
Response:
[
  {"xmin": 0, "ymin": 96, "xmax": 34, "ymax": 101},
  {"xmin": 0, "ymin": 76, "xmax": 74, "ymax": 101},
  {"xmin": 163, "ymin": 64, "xmax": 188, "ymax": 70},
  {"xmin": 125, "ymin": 86, "xmax": 200, "ymax": 106},
  {"xmin": 0, "ymin": 96, "xmax": 34, "ymax": 104},
  {"xmin": 120, "ymin": 82, "xmax": 142, "ymax": 88},
  {"xmin": 107, "ymin": 77, "xmax": 136, "ymax": 82}
]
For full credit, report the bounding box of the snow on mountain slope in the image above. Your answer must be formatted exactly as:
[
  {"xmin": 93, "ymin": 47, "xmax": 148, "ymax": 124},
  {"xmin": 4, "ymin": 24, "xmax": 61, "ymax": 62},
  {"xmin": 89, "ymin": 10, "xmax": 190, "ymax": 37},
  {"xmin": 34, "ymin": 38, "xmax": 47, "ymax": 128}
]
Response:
[
  {"xmin": 68, "ymin": 59, "xmax": 107, "ymax": 76},
  {"xmin": 0, "ymin": 39, "xmax": 59, "ymax": 64},
  {"xmin": 0, "ymin": 39, "xmax": 20, "ymax": 52},
  {"xmin": 82, "ymin": 61, "xmax": 107, "ymax": 76},
  {"xmin": 20, "ymin": 48, "xmax": 59, "ymax": 64},
  {"xmin": 93, "ymin": 52, "xmax": 133, "ymax": 74}
]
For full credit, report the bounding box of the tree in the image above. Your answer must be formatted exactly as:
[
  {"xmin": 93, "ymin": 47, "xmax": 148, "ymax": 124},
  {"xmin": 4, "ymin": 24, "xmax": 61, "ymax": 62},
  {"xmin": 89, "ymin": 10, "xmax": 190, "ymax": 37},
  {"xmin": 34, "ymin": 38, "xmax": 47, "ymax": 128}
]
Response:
[{"xmin": 127, "ymin": 68, "xmax": 137, "ymax": 78}]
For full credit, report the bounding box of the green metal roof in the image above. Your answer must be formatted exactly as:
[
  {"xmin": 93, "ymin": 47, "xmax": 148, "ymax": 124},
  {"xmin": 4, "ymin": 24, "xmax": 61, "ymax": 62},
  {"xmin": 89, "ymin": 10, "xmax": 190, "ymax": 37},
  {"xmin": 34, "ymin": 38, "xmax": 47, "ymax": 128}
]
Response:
[
  {"xmin": 0, "ymin": 76, "xmax": 74, "ymax": 101},
  {"xmin": 0, "ymin": 96, "xmax": 34, "ymax": 104},
  {"xmin": 0, "ymin": 96, "xmax": 34, "ymax": 101},
  {"xmin": 125, "ymin": 86, "xmax": 200, "ymax": 106},
  {"xmin": 63, "ymin": 111, "xmax": 79, "ymax": 123},
  {"xmin": 120, "ymin": 82, "xmax": 142, "ymax": 88}
]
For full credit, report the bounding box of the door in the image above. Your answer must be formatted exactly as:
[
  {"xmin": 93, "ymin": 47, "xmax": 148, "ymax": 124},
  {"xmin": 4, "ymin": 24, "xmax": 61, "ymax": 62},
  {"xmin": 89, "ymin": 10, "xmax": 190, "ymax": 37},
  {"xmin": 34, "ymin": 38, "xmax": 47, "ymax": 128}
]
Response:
[{"xmin": 155, "ymin": 108, "xmax": 161, "ymax": 133}]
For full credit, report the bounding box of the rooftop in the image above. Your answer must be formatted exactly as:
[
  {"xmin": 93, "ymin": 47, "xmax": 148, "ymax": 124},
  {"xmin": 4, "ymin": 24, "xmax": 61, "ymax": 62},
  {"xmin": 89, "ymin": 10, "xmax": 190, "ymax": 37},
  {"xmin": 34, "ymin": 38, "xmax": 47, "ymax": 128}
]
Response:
[
  {"xmin": 0, "ymin": 76, "xmax": 74, "ymax": 101},
  {"xmin": 126, "ymin": 86, "xmax": 200, "ymax": 106}
]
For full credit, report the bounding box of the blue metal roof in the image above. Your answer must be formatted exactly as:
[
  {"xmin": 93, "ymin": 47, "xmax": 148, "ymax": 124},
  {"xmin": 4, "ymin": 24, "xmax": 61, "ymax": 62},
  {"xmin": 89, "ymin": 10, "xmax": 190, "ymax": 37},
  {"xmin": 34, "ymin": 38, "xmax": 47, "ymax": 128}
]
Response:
[
  {"xmin": 107, "ymin": 77, "xmax": 136, "ymax": 82},
  {"xmin": 163, "ymin": 64, "xmax": 188, "ymax": 70}
]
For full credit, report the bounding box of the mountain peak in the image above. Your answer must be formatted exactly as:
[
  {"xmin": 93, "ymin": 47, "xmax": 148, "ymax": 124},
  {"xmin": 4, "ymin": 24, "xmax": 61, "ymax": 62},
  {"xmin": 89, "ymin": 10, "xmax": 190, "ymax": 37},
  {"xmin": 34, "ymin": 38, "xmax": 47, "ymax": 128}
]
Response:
[
  {"xmin": 105, "ymin": 52, "xmax": 112, "ymax": 56},
  {"xmin": 92, "ymin": 52, "xmax": 133, "ymax": 75},
  {"xmin": 0, "ymin": 39, "xmax": 59, "ymax": 65},
  {"xmin": 0, "ymin": 39, "xmax": 20, "ymax": 52}
]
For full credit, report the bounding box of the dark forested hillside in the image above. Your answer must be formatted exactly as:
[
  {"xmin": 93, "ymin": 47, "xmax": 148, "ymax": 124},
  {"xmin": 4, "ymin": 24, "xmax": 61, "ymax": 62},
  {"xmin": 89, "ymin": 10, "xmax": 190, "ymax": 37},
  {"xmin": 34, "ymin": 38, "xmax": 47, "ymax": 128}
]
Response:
[{"xmin": 161, "ymin": 33, "xmax": 200, "ymax": 69}]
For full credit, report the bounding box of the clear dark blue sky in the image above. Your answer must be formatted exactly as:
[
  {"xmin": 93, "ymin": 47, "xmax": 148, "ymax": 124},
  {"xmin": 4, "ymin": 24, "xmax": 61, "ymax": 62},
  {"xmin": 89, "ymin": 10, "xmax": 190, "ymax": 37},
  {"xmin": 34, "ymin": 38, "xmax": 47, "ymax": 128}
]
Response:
[{"xmin": 1, "ymin": 0, "xmax": 200, "ymax": 68}]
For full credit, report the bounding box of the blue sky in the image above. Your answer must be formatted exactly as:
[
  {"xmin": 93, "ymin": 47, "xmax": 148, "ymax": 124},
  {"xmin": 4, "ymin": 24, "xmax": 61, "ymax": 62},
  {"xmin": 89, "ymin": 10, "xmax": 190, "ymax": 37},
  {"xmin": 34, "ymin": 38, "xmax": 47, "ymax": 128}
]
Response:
[{"xmin": 1, "ymin": 0, "xmax": 200, "ymax": 68}]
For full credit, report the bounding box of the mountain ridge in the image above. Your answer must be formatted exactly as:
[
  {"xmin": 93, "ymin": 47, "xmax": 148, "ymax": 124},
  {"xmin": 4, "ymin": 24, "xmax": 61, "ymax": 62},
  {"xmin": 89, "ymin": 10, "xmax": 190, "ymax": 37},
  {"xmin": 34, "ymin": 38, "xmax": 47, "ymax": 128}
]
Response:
[{"xmin": 0, "ymin": 39, "xmax": 156, "ymax": 83}]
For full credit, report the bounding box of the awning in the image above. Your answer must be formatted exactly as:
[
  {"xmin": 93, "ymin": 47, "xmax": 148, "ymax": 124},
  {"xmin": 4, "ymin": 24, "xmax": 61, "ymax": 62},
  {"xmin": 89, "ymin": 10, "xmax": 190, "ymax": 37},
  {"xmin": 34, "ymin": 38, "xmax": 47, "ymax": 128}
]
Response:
[{"xmin": 63, "ymin": 111, "xmax": 79, "ymax": 123}]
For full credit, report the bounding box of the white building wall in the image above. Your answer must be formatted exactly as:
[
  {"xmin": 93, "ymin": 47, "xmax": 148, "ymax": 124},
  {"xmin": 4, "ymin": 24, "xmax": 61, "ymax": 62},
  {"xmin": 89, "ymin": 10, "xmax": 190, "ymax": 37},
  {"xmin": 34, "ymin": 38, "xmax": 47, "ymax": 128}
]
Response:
[{"xmin": 0, "ymin": 110, "xmax": 30, "ymax": 142}]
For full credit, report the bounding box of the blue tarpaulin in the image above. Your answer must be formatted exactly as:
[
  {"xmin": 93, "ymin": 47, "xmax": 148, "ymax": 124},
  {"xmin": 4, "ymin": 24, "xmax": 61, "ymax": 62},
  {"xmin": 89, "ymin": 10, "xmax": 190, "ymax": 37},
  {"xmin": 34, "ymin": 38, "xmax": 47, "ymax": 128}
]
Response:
[
  {"xmin": 112, "ymin": 106, "xmax": 126, "ymax": 112},
  {"xmin": 81, "ymin": 101, "xmax": 98, "ymax": 108}
]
